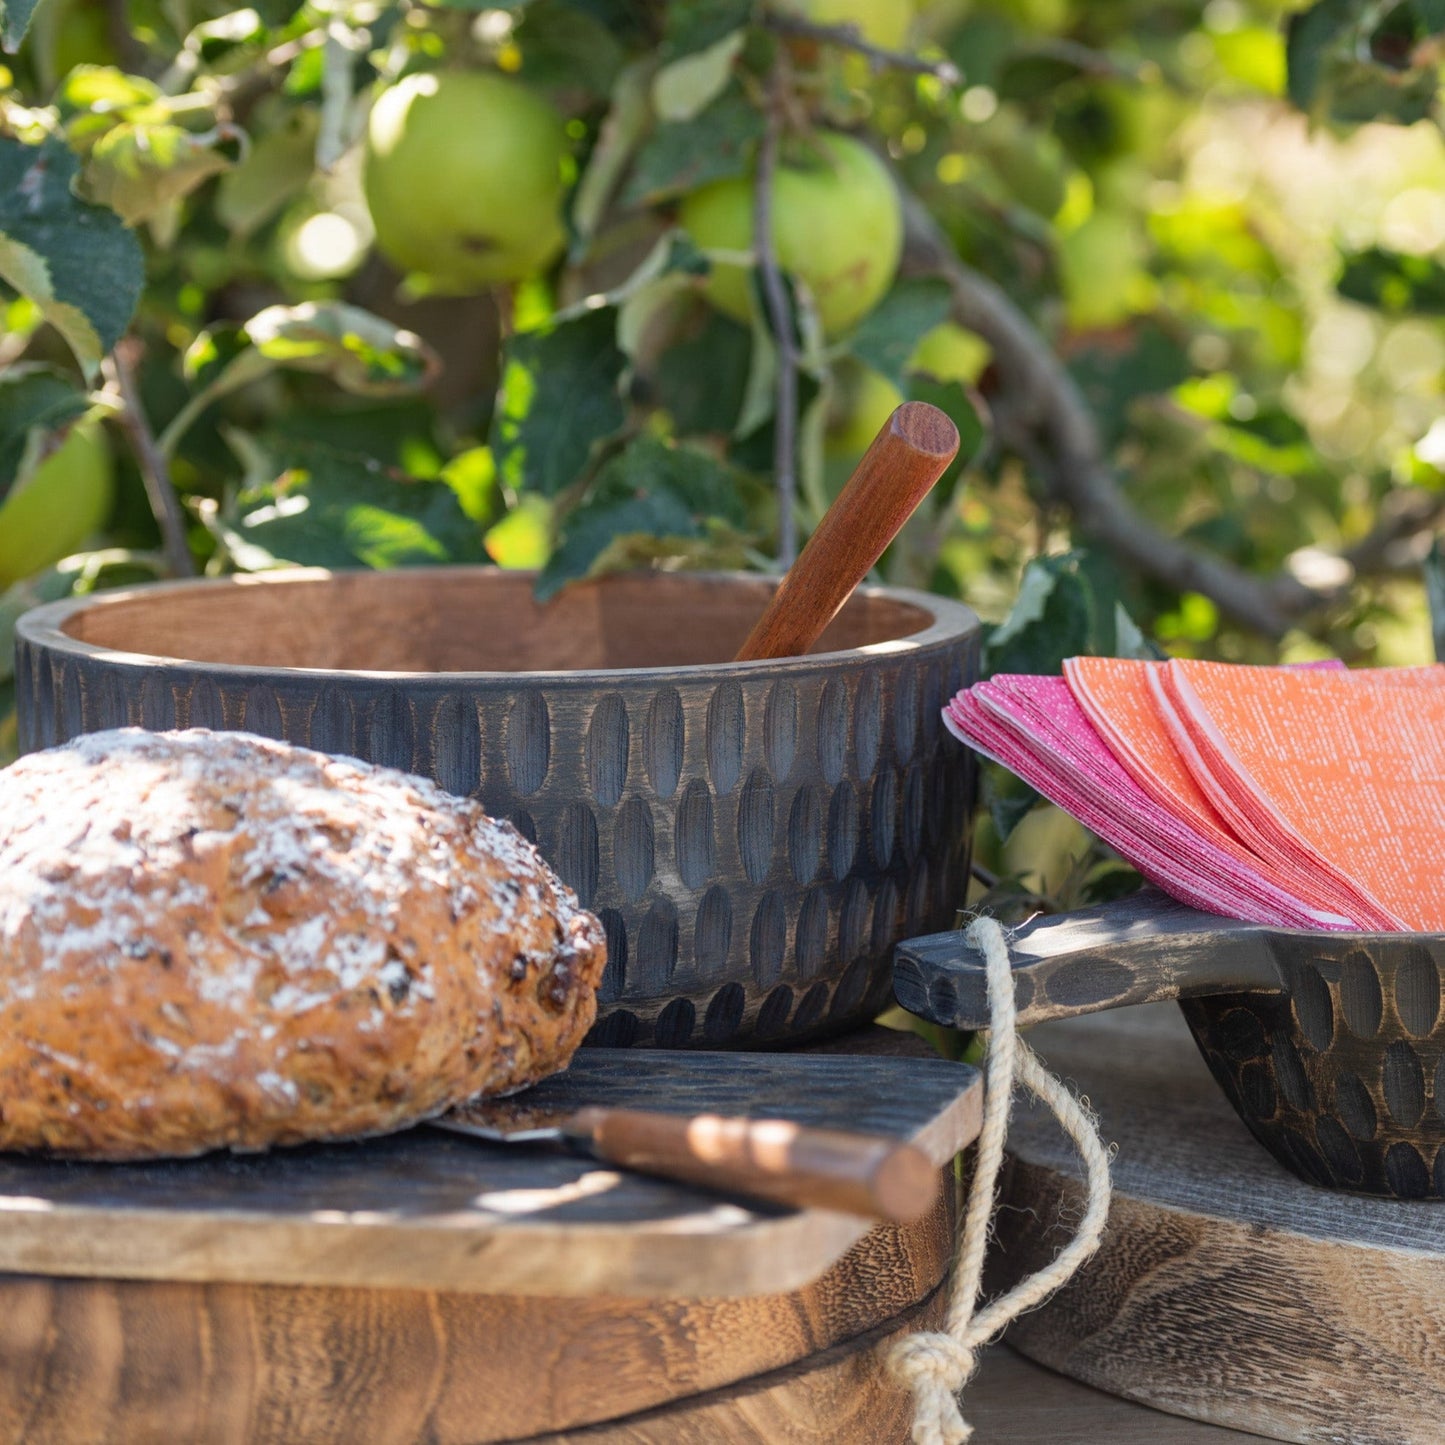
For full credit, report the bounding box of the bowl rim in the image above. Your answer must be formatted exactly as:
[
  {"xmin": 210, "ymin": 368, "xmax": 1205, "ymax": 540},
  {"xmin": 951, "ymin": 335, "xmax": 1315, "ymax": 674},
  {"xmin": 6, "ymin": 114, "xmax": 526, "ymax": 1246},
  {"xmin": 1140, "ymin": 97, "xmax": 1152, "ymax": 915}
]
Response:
[{"xmin": 16, "ymin": 566, "xmax": 982, "ymax": 685}]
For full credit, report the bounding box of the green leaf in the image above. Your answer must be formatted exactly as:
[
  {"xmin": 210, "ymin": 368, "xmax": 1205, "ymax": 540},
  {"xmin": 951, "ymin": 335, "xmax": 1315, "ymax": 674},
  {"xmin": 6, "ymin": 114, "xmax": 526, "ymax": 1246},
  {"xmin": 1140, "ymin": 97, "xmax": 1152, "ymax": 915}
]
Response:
[
  {"xmin": 983, "ymin": 765, "xmax": 1040, "ymax": 843},
  {"xmin": 1285, "ymin": 0, "xmax": 1354, "ymax": 113},
  {"xmin": 0, "ymin": 137, "xmax": 144, "ymax": 377},
  {"xmin": 0, "ymin": 365, "xmax": 92, "ymax": 508},
  {"xmin": 661, "ymin": 0, "xmax": 753, "ymax": 59},
  {"xmin": 538, "ymin": 433, "xmax": 750, "ymax": 598},
  {"xmin": 571, "ymin": 58, "xmax": 654, "ymax": 254},
  {"xmin": 1425, "ymin": 538, "xmax": 1445, "ymax": 663},
  {"xmin": 1337, "ymin": 246, "xmax": 1445, "ymax": 313},
  {"xmin": 652, "ymin": 28, "xmax": 744, "ymax": 121},
  {"xmin": 490, "ymin": 305, "xmax": 627, "ymax": 497},
  {"xmin": 0, "ymin": 0, "xmax": 40, "ymax": 51},
  {"xmin": 623, "ymin": 89, "xmax": 764, "ymax": 206},
  {"xmin": 225, "ymin": 441, "xmax": 487, "ymax": 570},
  {"xmin": 847, "ymin": 278, "xmax": 953, "ymax": 389},
  {"xmin": 83, "ymin": 120, "xmax": 244, "ymax": 227},
  {"xmin": 215, "ymin": 105, "xmax": 319, "ymax": 237},
  {"xmin": 984, "ymin": 552, "xmax": 1095, "ymax": 676},
  {"xmin": 513, "ymin": 0, "xmax": 626, "ymax": 94},
  {"xmin": 650, "ymin": 309, "xmax": 753, "ymax": 435}
]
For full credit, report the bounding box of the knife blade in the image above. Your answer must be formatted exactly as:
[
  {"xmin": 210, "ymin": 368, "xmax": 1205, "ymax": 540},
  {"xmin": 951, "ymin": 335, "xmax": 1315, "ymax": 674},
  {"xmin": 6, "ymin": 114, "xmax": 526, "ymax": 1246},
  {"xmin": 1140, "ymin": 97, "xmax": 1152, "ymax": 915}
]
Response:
[{"xmin": 430, "ymin": 1095, "xmax": 939, "ymax": 1223}]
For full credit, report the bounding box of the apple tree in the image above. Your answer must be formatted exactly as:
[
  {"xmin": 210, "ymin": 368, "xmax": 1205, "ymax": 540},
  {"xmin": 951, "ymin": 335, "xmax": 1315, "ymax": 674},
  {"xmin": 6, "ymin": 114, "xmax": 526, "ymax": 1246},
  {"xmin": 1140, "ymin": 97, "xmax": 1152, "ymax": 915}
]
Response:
[{"xmin": 4, "ymin": 0, "xmax": 1445, "ymax": 902}]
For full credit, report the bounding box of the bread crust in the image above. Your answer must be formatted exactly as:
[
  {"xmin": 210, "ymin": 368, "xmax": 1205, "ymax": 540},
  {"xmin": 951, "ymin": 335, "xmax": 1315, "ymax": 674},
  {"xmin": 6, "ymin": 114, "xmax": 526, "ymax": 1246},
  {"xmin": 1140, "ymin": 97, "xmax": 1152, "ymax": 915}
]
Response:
[{"xmin": 0, "ymin": 729, "xmax": 607, "ymax": 1159}]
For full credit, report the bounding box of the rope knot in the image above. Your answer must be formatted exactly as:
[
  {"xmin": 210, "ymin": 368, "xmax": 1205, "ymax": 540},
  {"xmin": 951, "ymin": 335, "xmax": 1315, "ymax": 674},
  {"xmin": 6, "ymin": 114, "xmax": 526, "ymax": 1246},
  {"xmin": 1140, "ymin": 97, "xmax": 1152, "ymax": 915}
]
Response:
[{"xmin": 884, "ymin": 1332, "xmax": 975, "ymax": 1444}]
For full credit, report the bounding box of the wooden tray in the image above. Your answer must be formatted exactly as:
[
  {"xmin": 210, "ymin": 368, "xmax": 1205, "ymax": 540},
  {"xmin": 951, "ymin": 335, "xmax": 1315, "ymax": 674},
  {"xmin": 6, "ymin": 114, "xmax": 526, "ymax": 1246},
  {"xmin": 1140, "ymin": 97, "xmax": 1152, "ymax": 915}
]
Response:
[
  {"xmin": 0, "ymin": 1045, "xmax": 979, "ymax": 1299},
  {"xmin": 0, "ymin": 1030, "xmax": 981, "ymax": 1443},
  {"xmin": 988, "ymin": 1005, "xmax": 1445, "ymax": 1445}
]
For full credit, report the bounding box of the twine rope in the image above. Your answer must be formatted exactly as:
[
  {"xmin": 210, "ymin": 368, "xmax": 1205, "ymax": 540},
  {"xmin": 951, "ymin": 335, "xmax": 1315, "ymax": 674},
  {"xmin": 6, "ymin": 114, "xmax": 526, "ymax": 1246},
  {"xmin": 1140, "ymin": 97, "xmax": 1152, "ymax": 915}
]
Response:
[{"xmin": 885, "ymin": 914, "xmax": 1114, "ymax": 1445}]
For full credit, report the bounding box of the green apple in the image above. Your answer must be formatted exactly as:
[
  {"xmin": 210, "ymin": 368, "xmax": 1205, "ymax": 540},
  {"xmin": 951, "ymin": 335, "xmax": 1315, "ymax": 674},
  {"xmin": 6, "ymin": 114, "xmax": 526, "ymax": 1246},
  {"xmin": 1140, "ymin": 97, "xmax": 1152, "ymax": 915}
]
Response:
[
  {"xmin": 909, "ymin": 323, "xmax": 989, "ymax": 385},
  {"xmin": 0, "ymin": 421, "xmax": 114, "ymax": 588},
  {"xmin": 679, "ymin": 132, "xmax": 902, "ymax": 339},
  {"xmin": 364, "ymin": 70, "xmax": 567, "ymax": 292}
]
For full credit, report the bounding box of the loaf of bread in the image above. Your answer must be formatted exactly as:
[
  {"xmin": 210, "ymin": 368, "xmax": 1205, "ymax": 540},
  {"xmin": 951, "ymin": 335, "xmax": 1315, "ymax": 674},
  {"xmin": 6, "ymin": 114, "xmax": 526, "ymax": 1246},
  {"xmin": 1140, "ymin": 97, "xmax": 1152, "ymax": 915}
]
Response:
[{"xmin": 0, "ymin": 728, "xmax": 607, "ymax": 1159}]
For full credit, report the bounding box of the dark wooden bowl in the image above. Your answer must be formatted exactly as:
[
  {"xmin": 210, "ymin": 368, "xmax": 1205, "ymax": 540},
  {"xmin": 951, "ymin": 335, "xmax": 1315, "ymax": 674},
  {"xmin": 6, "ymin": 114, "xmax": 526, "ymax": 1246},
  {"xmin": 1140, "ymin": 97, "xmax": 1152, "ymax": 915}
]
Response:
[
  {"xmin": 15, "ymin": 568, "xmax": 981, "ymax": 1049},
  {"xmin": 895, "ymin": 888, "xmax": 1445, "ymax": 1198}
]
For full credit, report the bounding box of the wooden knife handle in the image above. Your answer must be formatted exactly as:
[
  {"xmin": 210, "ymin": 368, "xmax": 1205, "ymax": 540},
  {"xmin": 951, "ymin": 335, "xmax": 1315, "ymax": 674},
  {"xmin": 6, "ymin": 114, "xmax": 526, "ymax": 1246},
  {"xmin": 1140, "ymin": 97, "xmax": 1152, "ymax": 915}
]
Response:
[
  {"xmin": 733, "ymin": 401, "xmax": 960, "ymax": 662},
  {"xmin": 565, "ymin": 1107, "xmax": 940, "ymax": 1222}
]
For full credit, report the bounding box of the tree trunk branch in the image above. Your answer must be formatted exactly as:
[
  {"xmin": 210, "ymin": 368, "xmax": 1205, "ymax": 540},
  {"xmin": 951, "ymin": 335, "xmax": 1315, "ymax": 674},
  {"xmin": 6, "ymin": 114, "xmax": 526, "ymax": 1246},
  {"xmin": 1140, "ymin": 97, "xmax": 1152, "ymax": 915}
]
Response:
[{"xmin": 104, "ymin": 339, "xmax": 196, "ymax": 579}]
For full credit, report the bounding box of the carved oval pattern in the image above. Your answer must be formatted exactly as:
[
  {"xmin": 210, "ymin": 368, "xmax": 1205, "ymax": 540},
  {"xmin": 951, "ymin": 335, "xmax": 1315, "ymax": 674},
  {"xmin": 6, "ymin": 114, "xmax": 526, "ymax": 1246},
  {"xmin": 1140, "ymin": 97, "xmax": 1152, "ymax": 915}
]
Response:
[
  {"xmin": 367, "ymin": 689, "xmax": 415, "ymax": 772},
  {"xmin": 795, "ymin": 888, "xmax": 830, "ymax": 980},
  {"xmin": 870, "ymin": 770, "xmax": 898, "ymax": 869},
  {"xmin": 706, "ymin": 681, "xmax": 745, "ymax": 797},
  {"xmin": 190, "ymin": 677, "xmax": 227, "ymax": 731},
  {"xmin": 788, "ymin": 785, "xmax": 822, "ymax": 886},
  {"xmin": 430, "ymin": 695, "xmax": 481, "ymax": 798},
  {"xmin": 1382, "ymin": 1039, "xmax": 1425, "ymax": 1127},
  {"xmin": 1334, "ymin": 1071, "xmax": 1377, "ymax": 1141},
  {"xmin": 1288, "ymin": 962, "xmax": 1334, "ymax": 1052},
  {"xmin": 901, "ymin": 760, "xmax": 926, "ymax": 864},
  {"xmin": 644, "ymin": 687, "xmax": 684, "ymax": 799},
  {"xmin": 1396, "ymin": 945, "xmax": 1441, "ymax": 1038},
  {"xmin": 1339, "ymin": 950, "xmax": 1383, "ymax": 1038},
  {"xmin": 555, "ymin": 802, "xmax": 599, "ymax": 909},
  {"xmin": 737, "ymin": 768, "xmax": 775, "ymax": 885},
  {"xmin": 893, "ymin": 663, "xmax": 919, "ymax": 763},
  {"xmin": 506, "ymin": 692, "xmax": 550, "ymax": 796},
  {"xmin": 243, "ymin": 685, "xmax": 283, "ymax": 741},
  {"xmin": 827, "ymin": 781, "xmax": 859, "ymax": 880},
  {"xmin": 750, "ymin": 892, "xmax": 787, "ymax": 988},
  {"xmin": 613, "ymin": 797, "xmax": 655, "ymax": 903},
  {"xmin": 654, "ymin": 997, "xmax": 695, "ymax": 1048},
  {"xmin": 838, "ymin": 878, "xmax": 870, "ymax": 962},
  {"xmin": 703, "ymin": 983, "xmax": 746, "ymax": 1044},
  {"xmin": 764, "ymin": 680, "xmax": 798, "ymax": 784},
  {"xmin": 694, "ymin": 886, "xmax": 733, "ymax": 972},
  {"xmin": 310, "ymin": 685, "xmax": 353, "ymax": 755},
  {"xmin": 634, "ymin": 899, "xmax": 679, "ymax": 989},
  {"xmin": 596, "ymin": 909, "xmax": 627, "ymax": 1003},
  {"xmin": 675, "ymin": 779, "xmax": 716, "ymax": 891},
  {"xmin": 816, "ymin": 678, "xmax": 848, "ymax": 786},
  {"xmin": 854, "ymin": 672, "xmax": 882, "ymax": 779},
  {"xmin": 756, "ymin": 985, "xmax": 794, "ymax": 1037},
  {"xmin": 586, "ymin": 693, "xmax": 630, "ymax": 807},
  {"xmin": 136, "ymin": 672, "xmax": 169, "ymax": 732}
]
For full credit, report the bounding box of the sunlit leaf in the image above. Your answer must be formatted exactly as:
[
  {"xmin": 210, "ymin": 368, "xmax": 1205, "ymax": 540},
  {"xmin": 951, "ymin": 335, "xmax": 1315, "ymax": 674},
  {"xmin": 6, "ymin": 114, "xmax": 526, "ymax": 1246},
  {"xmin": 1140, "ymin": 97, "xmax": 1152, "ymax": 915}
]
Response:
[
  {"xmin": 0, "ymin": 137, "xmax": 143, "ymax": 377},
  {"xmin": 623, "ymin": 89, "xmax": 764, "ymax": 206},
  {"xmin": 490, "ymin": 305, "xmax": 627, "ymax": 497},
  {"xmin": 0, "ymin": 365, "xmax": 92, "ymax": 507},
  {"xmin": 847, "ymin": 278, "xmax": 953, "ymax": 388},
  {"xmin": 226, "ymin": 441, "xmax": 486, "ymax": 570}
]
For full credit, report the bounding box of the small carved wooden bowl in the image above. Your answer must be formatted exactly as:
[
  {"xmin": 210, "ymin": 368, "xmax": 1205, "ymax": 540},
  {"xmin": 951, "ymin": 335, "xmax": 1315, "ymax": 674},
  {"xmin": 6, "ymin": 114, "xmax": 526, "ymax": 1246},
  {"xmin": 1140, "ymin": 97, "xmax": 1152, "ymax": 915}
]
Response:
[
  {"xmin": 895, "ymin": 887, "xmax": 1445, "ymax": 1198},
  {"xmin": 15, "ymin": 568, "xmax": 980, "ymax": 1049}
]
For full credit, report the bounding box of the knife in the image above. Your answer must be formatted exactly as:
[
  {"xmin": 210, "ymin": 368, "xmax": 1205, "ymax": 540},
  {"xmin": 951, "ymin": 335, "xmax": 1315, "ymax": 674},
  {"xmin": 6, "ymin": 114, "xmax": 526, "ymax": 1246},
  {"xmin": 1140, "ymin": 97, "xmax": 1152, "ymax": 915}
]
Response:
[{"xmin": 430, "ymin": 1097, "xmax": 940, "ymax": 1222}]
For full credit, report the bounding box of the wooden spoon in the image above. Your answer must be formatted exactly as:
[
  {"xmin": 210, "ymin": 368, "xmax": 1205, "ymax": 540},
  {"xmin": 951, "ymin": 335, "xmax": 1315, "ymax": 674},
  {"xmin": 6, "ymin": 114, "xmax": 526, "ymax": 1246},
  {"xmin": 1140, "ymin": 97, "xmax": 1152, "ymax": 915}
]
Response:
[{"xmin": 734, "ymin": 400, "xmax": 961, "ymax": 663}]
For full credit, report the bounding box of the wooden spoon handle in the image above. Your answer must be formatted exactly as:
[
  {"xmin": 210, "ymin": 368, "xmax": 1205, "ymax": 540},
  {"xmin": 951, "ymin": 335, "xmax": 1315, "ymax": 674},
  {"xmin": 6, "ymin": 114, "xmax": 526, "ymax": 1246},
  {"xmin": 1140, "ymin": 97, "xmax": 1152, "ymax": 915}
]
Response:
[
  {"xmin": 734, "ymin": 401, "xmax": 961, "ymax": 662},
  {"xmin": 565, "ymin": 1106, "xmax": 940, "ymax": 1222}
]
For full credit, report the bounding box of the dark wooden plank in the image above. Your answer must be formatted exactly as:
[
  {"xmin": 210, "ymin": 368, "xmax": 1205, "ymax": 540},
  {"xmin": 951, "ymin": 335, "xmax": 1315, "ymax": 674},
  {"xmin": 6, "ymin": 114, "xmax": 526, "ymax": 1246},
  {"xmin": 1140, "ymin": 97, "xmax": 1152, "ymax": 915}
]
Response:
[
  {"xmin": 894, "ymin": 887, "xmax": 1278, "ymax": 1031},
  {"xmin": 987, "ymin": 1004, "xmax": 1445, "ymax": 1443},
  {"xmin": 0, "ymin": 1048, "xmax": 980, "ymax": 1297}
]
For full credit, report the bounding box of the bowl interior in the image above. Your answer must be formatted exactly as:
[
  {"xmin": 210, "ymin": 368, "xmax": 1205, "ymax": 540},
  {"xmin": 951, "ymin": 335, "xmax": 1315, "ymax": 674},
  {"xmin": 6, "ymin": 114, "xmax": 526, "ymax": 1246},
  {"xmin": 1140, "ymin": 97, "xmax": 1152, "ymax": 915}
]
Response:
[{"xmin": 59, "ymin": 569, "xmax": 940, "ymax": 675}]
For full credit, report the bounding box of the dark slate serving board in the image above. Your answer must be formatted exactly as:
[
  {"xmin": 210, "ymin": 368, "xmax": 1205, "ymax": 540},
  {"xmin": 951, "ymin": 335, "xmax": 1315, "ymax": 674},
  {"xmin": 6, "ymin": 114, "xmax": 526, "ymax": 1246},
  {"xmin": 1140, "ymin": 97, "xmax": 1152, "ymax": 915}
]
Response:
[{"xmin": 0, "ymin": 1047, "xmax": 980, "ymax": 1298}]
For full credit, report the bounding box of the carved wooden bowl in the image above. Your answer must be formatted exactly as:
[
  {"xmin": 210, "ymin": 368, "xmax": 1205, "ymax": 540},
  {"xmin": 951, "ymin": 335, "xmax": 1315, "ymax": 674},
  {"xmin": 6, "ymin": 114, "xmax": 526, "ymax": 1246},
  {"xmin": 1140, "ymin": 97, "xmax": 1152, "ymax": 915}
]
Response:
[
  {"xmin": 895, "ymin": 888, "xmax": 1445, "ymax": 1198},
  {"xmin": 15, "ymin": 568, "xmax": 981, "ymax": 1049}
]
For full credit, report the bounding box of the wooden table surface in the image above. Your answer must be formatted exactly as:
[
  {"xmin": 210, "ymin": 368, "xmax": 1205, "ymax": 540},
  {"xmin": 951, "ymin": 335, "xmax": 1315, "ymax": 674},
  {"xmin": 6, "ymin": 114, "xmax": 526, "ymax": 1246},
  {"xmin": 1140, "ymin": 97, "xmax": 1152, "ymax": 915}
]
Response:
[{"xmin": 968, "ymin": 1347, "xmax": 1258, "ymax": 1441}]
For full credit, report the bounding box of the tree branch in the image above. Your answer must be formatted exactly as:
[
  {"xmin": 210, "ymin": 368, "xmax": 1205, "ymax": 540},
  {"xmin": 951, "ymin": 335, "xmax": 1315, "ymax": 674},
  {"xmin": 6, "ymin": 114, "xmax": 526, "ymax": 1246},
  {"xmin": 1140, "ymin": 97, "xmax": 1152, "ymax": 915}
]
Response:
[
  {"xmin": 763, "ymin": 13, "xmax": 962, "ymax": 84},
  {"xmin": 898, "ymin": 186, "xmax": 1344, "ymax": 639},
  {"xmin": 103, "ymin": 339, "xmax": 196, "ymax": 579},
  {"xmin": 755, "ymin": 61, "xmax": 799, "ymax": 568}
]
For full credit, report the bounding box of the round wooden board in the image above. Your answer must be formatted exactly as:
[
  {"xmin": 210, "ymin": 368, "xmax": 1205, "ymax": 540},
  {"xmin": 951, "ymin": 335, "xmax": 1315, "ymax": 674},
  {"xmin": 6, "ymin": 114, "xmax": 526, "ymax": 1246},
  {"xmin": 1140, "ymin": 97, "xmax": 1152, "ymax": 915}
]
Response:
[
  {"xmin": 0, "ymin": 1183, "xmax": 952, "ymax": 1444},
  {"xmin": 991, "ymin": 1004, "xmax": 1445, "ymax": 1445}
]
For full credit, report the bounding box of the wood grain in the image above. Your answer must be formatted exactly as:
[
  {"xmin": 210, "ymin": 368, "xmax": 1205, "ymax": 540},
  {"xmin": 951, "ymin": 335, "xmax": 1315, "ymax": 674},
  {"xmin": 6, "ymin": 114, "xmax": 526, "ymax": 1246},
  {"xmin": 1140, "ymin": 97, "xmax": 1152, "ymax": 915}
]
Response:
[
  {"xmin": 521, "ymin": 1284, "xmax": 949, "ymax": 1444},
  {"xmin": 734, "ymin": 403, "xmax": 960, "ymax": 663},
  {"xmin": 16, "ymin": 566, "xmax": 982, "ymax": 1050},
  {"xmin": 989, "ymin": 1004, "xmax": 1445, "ymax": 1444},
  {"xmin": 0, "ymin": 1188, "xmax": 953, "ymax": 1444},
  {"xmin": 0, "ymin": 1047, "xmax": 981, "ymax": 1298}
]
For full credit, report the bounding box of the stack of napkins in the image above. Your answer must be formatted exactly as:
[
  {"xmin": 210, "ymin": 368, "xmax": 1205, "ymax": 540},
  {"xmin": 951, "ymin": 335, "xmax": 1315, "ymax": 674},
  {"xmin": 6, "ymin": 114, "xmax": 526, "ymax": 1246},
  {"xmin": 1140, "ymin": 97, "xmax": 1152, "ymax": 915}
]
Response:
[{"xmin": 946, "ymin": 658, "xmax": 1445, "ymax": 931}]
